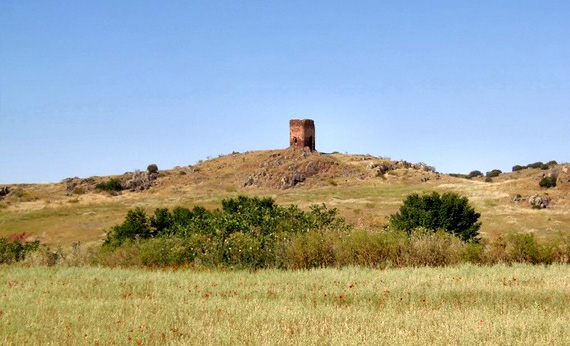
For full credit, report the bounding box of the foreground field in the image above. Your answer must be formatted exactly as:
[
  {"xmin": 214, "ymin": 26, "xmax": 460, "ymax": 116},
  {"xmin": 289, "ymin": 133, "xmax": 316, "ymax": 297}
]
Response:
[{"xmin": 1, "ymin": 264, "xmax": 569, "ymax": 345}]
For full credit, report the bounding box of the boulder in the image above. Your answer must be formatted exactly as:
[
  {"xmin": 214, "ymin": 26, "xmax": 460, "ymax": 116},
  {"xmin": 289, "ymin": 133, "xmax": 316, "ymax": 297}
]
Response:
[
  {"xmin": 122, "ymin": 170, "xmax": 157, "ymax": 192},
  {"xmin": 281, "ymin": 171, "xmax": 305, "ymax": 189},
  {"xmin": 305, "ymin": 161, "xmax": 318, "ymax": 176},
  {"xmin": 529, "ymin": 194, "xmax": 551, "ymax": 209}
]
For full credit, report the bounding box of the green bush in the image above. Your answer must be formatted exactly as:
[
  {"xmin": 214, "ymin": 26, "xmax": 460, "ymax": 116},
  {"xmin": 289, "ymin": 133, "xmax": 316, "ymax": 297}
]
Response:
[
  {"xmin": 486, "ymin": 169, "xmax": 502, "ymax": 178},
  {"xmin": 507, "ymin": 233, "xmax": 552, "ymax": 264},
  {"xmin": 512, "ymin": 165, "xmax": 524, "ymax": 172},
  {"xmin": 103, "ymin": 196, "xmax": 350, "ymax": 268},
  {"xmin": 468, "ymin": 170, "xmax": 483, "ymax": 178},
  {"xmin": 103, "ymin": 208, "xmax": 151, "ymax": 247},
  {"xmin": 147, "ymin": 164, "xmax": 158, "ymax": 174},
  {"xmin": 389, "ymin": 192, "xmax": 481, "ymax": 242},
  {"xmin": 527, "ymin": 162, "xmax": 544, "ymax": 169},
  {"xmin": 0, "ymin": 234, "xmax": 40, "ymax": 264},
  {"xmin": 95, "ymin": 178, "xmax": 123, "ymax": 192},
  {"xmin": 539, "ymin": 177, "xmax": 556, "ymax": 188}
]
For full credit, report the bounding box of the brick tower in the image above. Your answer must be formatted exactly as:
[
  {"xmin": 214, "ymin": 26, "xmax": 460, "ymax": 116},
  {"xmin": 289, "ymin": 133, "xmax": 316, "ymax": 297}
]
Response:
[{"xmin": 289, "ymin": 119, "xmax": 315, "ymax": 151}]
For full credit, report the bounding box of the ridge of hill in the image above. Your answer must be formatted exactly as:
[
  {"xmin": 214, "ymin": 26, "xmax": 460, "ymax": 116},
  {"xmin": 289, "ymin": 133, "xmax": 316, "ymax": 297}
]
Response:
[{"xmin": 1, "ymin": 148, "xmax": 569, "ymax": 246}]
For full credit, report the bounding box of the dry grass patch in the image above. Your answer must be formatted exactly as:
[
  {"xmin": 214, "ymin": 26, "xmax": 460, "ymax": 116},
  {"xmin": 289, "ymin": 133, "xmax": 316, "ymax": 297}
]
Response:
[{"xmin": 1, "ymin": 264, "xmax": 569, "ymax": 345}]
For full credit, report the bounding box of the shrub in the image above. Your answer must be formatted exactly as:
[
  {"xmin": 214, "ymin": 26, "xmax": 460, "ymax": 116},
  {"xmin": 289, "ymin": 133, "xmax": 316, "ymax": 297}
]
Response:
[
  {"xmin": 539, "ymin": 177, "xmax": 557, "ymax": 188},
  {"xmin": 103, "ymin": 207, "xmax": 151, "ymax": 247},
  {"xmin": 95, "ymin": 178, "xmax": 123, "ymax": 192},
  {"xmin": 512, "ymin": 165, "xmax": 524, "ymax": 172},
  {"xmin": 527, "ymin": 162, "xmax": 544, "ymax": 169},
  {"xmin": 147, "ymin": 164, "xmax": 158, "ymax": 174},
  {"xmin": 389, "ymin": 192, "xmax": 481, "ymax": 242},
  {"xmin": 72, "ymin": 187, "xmax": 85, "ymax": 195},
  {"xmin": 546, "ymin": 160, "xmax": 558, "ymax": 167},
  {"xmin": 0, "ymin": 234, "xmax": 40, "ymax": 264},
  {"xmin": 103, "ymin": 196, "xmax": 351, "ymax": 268},
  {"xmin": 507, "ymin": 233, "xmax": 552, "ymax": 264},
  {"xmin": 468, "ymin": 170, "xmax": 483, "ymax": 178},
  {"xmin": 336, "ymin": 229, "xmax": 407, "ymax": 268},
  {"xmin": 405, "ymin": 229, "xmax": 464, "ymax": 266},
  {"xmin": 484, "ymin": 177, "xmax": 493, "ymax": 183},
  {"xmin": 486, "ymin": 169, "xmax": 502, "ymax": 178}
]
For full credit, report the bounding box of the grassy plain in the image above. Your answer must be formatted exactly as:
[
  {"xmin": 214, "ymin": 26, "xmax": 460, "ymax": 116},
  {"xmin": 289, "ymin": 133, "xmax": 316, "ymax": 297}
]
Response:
[{"xmin": 1, "ymin": 264, "xmax": 569, "ymax": 345}]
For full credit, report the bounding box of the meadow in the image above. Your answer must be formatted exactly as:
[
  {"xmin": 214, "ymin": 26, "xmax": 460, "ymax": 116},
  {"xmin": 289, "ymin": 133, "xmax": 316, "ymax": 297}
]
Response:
[{"xmin": 1, "ymin": 264, "xmax": 569, "ymax": 345}]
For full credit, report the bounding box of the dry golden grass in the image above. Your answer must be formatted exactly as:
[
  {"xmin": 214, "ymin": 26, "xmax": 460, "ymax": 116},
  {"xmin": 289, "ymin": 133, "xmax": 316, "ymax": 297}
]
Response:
[{"xmin": 1, "ymin": 264, "xmax": 569, "ymax": 345}]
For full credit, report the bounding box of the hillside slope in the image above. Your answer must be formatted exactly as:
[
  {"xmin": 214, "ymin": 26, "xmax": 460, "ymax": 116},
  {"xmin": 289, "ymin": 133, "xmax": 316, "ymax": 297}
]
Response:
[{"xmin": 1, "ymin": 149, "xmax": 569, "ymax": 245}]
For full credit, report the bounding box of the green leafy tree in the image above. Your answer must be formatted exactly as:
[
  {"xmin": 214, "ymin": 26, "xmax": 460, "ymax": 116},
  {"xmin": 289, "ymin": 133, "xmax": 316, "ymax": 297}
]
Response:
[
  {"xmin": 539, "ymin": 177, "xmax": 556, "ymax": 188},
  {"xmin": 147, "ymin": 164, "xmax": 158, "ymax": 174},
  {"xmin": 104, "ymin": 207, "xmax": 151, "ymax": 246},
  {"xmin": 486, "ymin": 169, "xmax": 502, "ymax": 178},
  {"xmin": 389, "ymin": 192, "xmax": 481, "ymax": 242},
  {"xmin": 468, "ymin": 170, "xmax": 483, "ymax": 178}
]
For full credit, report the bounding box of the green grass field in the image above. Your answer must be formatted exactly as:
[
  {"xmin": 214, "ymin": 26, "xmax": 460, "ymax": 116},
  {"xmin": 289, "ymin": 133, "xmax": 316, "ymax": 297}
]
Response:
[{"xmin": 2, "ymin": 264, "xmax": 569, "ymax": 345}]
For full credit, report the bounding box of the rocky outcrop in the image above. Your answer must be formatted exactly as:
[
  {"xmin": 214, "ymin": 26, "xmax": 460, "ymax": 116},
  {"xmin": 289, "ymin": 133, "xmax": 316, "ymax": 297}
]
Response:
[
  {"xmin": 366, "ymin": 160, "xmax": 435, "ymax": 177},
  {"xmin": 529, "ymin": 194, "xmax": 551, "ymax": 209},
  {"xmin": 62, "ymin": 177, "xmax": 97, "ymax": 193},
  {"xmin": 122, "ymin": 170, "xmax": 157, "ymax": 192},
  {"xmin": 0, "ymin": 186, "xmax": 10, "ymax": 197},
  {"xmin": 281, "ymin": 171, "xmax": 306, "ymax": 189}
]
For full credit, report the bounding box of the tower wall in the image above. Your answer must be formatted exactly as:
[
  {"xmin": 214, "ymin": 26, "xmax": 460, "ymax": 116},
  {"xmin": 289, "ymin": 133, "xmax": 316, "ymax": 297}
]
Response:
[{"xmin": 289, "ymin": 119, "xmax": 315, "ymax": 151}]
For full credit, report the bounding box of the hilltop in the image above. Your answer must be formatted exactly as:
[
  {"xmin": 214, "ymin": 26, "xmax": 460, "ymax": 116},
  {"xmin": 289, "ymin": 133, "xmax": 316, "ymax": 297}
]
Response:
[{"xmin": 1, "ymin": 148, "xmax": 569, "ymax": 245}]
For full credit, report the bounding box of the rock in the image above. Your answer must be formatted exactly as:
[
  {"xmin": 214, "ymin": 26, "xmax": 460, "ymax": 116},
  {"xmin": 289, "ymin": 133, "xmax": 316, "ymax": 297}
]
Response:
[
  {"xmin": 243, "ymin": 176, "xmax": 256, "ymax": 187},
  {"xmin": 122, "ymin": 170, "xmax": 157, "ymax": 192},
  {"xmin": 281, "ymin": 171, "xmax": 306, "ymax": 189},
  {"xmin": 305, "ymin": 161, "xmax": 318, "ymax": 175},
  {"xmin": 62, "ymin": 177, "xmax": 97, "ymax": 193},
  {"xmin": 413, "ymin": 163, "xmax": 435, "ymax": 172},
  {"xmin": 529, "ymin": 194, "xmax": 551, "ymax": 209},
  {"xmin": 394, "ymin": 161, "xmax": 411, "ymax": 169},
  {"xmin": 546, "ymin": 169, "xmax": 559, "ymax": 180},
  {"xmin": 367, "ymin": 162, "xmax": 378, "ymax": 169},
  {"xmin": 377, "ymin": 164, "xmax": 392, "ymax": 175},
  {"xmin": 563, "ymin": 166, "xmax": 569, "ymax": 174}
]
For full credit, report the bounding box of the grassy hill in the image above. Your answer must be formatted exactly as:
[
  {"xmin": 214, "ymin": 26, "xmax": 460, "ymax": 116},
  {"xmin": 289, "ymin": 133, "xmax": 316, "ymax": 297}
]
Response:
[{"xmin": 1, "ymin": 148, "xmax": 569, "ymax": 246}]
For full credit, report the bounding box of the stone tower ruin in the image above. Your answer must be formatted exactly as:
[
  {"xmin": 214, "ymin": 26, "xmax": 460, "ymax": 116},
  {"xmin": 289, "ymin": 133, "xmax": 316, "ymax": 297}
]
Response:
[{"xmin": 289, "ymin": 119, "xmax": 315, "ymax": 151}]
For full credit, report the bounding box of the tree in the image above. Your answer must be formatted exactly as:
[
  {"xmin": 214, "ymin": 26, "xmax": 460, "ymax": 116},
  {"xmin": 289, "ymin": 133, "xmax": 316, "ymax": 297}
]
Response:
[
  {"xmin": 389, "ymin": 192, "xmax": 481, "ymax": 242},
  {"xmin": 539, "ymin": 177, "xmax": 556, "ymax": 188},
  {"xmin": 468, "ymin": 170, "xmax": 483, "ymax": 178},
  {"xmin": 104, "ymin": 207, "xmax": 151, "ymax": 246},
  {"xmin": 486, "ymin": 169, "xmax": 502, "ymax": 178},
  {"xmin": 147, "ymin": 164, "xmax": 158, "ymax": 174}
]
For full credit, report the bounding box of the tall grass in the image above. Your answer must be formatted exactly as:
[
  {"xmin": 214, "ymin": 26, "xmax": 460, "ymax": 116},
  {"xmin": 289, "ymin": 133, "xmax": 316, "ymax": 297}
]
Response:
[
  {"xmin": 13, "ymin": 229, "xmax": 570, "ymax": 269},
  {"xmin": 1, "ymin": 264, "xmax": 569, "ymax": 345}
]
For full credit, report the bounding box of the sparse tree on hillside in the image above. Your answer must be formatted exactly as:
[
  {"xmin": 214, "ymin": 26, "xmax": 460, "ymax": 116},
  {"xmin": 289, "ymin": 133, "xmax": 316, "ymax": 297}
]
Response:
[{"xmin": 389, "ymin": 192, "xmax": 481, "ymax": 242}]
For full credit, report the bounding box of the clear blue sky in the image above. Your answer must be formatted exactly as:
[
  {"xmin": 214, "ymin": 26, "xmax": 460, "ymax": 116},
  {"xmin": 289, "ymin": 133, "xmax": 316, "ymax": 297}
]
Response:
[{"xmin": 1, "ymin": 1, "xmax": 569, "ymax": 183}]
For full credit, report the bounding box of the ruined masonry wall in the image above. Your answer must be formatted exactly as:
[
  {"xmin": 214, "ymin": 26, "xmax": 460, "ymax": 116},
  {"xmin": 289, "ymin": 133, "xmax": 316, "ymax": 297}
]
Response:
[{"xmin": 289, "ymin": 119, "xmax": 315, "ymax": 151}]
